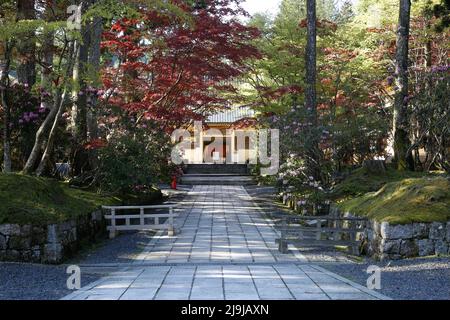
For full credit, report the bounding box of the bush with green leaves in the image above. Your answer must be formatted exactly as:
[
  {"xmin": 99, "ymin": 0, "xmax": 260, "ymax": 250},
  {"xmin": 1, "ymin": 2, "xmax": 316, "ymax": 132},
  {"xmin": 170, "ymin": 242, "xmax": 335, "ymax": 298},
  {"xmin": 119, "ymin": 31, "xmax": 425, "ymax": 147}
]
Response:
[{"xmin": 97, "ymin": 129, "xmax": 171, "ymax": 194}]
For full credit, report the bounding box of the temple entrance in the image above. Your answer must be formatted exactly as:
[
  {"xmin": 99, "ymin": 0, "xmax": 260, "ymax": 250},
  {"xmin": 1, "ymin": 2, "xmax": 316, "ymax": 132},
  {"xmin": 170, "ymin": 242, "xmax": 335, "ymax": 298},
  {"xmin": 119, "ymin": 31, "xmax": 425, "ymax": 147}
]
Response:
[{"xmin": 203, "ymin": 139, "xmax": 229, "ymax": 164}]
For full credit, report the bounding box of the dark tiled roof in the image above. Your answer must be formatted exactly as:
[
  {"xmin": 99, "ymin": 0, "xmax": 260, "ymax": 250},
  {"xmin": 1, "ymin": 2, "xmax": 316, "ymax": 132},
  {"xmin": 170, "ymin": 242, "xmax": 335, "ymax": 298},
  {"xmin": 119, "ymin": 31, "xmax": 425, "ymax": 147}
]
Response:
[{"xmin": 206, "ymin": 106, "xmax": 255, "ymax": 124}]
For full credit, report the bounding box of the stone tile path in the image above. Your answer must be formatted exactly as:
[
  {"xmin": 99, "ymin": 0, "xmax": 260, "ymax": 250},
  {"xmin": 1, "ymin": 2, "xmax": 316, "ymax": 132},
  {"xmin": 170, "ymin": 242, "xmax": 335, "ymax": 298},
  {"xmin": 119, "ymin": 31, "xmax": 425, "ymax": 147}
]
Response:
[
  {"xmin": 62, "ymin": 186, "xmax": 389, "ymax": 300},
  {"xmin": 135, "ymin": 185, "xmax": 304, "ymax": 264}
]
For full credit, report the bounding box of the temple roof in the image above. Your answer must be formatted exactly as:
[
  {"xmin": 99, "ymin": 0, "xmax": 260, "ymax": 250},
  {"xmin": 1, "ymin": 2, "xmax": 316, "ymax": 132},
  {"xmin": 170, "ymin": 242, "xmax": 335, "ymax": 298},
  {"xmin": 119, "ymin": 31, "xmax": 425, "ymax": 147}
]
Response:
[{"xmin": 206, "ymin": 106, "xmax": 255, "ymax": 124}]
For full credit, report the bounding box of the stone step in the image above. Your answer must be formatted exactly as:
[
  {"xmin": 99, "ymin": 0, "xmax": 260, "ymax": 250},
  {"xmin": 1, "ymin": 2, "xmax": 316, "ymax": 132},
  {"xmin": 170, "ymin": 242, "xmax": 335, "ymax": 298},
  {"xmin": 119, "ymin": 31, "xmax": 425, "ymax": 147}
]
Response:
[
  {"xmin": 180, "ymin": 174, "xmax": 256, "ymax": 186},
  {"xmin": 185, "ymin": 164, "xmax": 249, "ymax": 175}
]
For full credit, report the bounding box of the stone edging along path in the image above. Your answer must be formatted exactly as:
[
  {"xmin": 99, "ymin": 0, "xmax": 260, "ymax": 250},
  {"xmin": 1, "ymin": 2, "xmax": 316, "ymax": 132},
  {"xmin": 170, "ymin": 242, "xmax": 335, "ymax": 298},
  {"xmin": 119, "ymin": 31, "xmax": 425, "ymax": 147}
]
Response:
[
  {"xmin": 0, "ymin": 211, "xmax": 105, "ymax": 264},
  {"xmin": 279, "ymin": 192, "xmax": 450, "ymax": 260},
  {"xmin": 62, "ymin": 185, "xmax": 390, "ymax": 300},
  {"xmin": 365, "ymin": 220, "xmax": 450, "ymax": 260}
]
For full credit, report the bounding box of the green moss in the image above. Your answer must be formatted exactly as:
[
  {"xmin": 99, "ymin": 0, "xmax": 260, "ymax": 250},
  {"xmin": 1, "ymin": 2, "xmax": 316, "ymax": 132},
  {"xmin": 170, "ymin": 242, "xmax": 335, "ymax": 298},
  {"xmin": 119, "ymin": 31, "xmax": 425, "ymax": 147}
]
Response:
[
  {"xmin": 0, "ymin": 173, "xmax": 121, "ymax": 225},
  {"xmin": 338, "ymin": 176, "xmax": 450, "ymax": 225},
  {"xmin": 330, "ymin": 166, "xmax": 427, "ymax": 202}
]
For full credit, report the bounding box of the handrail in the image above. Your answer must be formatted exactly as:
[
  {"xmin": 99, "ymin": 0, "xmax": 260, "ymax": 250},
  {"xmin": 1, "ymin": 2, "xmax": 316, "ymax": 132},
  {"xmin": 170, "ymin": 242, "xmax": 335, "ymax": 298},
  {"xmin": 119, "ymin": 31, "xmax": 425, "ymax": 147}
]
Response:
[
  {"xmin": 102, "ymin": 204, "xmax": 178, "ymax": 210},
  {"xmin": 276, "ymin": 215, "xmax": 367, "ymax": 221},
  {"xmin": 102, "ymin": 204, "xmax": 178, "ymax": 238},
  {"xmin": 277, "ymin": 215, "xmax": 366, "ymax": 256}
]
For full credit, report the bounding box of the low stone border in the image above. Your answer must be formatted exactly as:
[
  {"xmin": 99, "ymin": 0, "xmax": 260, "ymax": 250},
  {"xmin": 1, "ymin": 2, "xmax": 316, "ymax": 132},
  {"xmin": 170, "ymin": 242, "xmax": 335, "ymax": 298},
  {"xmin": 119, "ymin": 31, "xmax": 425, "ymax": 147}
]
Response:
[
  {"xmin": 0, "ymin": 210, "xmax": 106, "ymax": 264},
  {"xmin": 364, "ymin": 220, "xmax": 450, "ymax": 260},
  {"xmin": 278, "ymin": 192, "xmax": 450, "ymax": 260}
]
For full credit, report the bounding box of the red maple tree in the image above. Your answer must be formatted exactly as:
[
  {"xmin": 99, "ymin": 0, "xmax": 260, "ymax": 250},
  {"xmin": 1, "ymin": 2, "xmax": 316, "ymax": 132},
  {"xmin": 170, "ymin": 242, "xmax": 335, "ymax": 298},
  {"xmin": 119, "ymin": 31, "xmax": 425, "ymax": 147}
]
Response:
[{"xmin": 100, "ymin": 0, "xmax": 261, "ymax": 130}]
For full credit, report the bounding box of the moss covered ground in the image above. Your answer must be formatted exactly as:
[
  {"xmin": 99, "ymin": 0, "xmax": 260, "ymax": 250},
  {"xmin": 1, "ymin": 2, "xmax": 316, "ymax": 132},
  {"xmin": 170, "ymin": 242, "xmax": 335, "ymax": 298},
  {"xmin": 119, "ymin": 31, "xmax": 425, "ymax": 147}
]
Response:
[
  {"xmin": 332, "ymin": 168, "xmax": 450, "ymax": 224},
  {"xmin": 0, "ymin": 173, "xmax": 121, "ymax": 225}
]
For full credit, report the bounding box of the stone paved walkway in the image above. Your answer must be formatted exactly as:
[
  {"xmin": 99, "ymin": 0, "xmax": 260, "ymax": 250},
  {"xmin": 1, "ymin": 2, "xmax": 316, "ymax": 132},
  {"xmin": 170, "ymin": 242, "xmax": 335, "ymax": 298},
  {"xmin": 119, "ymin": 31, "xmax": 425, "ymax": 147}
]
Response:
[
  {"xmin": 135, "ymin": 185, "xmax": 304, "ymax": 264},
  {"xmin": 62, "ymin": 186, "xmax": 389, "ymax": 300}
]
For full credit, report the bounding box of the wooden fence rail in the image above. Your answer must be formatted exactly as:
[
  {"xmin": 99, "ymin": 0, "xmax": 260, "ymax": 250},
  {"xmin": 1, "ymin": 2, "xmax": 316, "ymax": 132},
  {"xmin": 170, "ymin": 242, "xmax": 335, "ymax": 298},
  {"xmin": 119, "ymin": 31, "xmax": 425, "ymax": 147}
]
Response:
[
  {"xmin": 276, "ymin": 215, "xmax": 368, "ymax": 255},
  {"xmin": 102, "ymin": 204, "xmax": 178, "ymax": 238}
]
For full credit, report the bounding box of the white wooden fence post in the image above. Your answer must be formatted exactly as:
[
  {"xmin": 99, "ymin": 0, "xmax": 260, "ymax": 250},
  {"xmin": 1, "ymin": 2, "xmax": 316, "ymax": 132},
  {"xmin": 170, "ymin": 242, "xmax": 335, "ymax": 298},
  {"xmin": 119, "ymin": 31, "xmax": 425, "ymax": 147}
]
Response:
[
  {"xmin": 140, "ymin": 207, "xmax": 144, "ymax": 227},
  {"xmin": 168, "ymin": 206, "xmax": 175, "ymax": 236},
  {"xmin": 110, "ymin": 208, "xmax": 116, "ymax": 239},
  {"xmin": 103, "ymin": 204, "xmax": 178, "ymax": 237},
  {"xmin": 316, "ymin": 220, "xmax": 322, "ymax": 241}
]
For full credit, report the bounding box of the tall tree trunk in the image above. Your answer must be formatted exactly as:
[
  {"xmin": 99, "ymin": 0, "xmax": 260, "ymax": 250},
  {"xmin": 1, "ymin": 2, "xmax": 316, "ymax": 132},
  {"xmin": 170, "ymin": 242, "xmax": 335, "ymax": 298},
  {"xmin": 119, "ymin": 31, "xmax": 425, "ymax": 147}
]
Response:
[
  {"xmin": 71, "ymin": 29, "xmax": 90, "ymax": 142},
  {"xmin": 306, "ymin": 0, "xmax": 317, "ymax": 126},
  {"xmin": 71, "ymin": 0, "xmax": 96, "ymax": 176},
  {"xmin": 393, "ymin": 0, "xmax": 414, "ymax": 170},
  {"xmin": 85, "ymin": 15, "xmax": 103, "ymax": 173},
  {"xmin": 16, "ymin": 0, "xmax": 36, "ymax": 87},
  {"xmin": 36, "ymin": 88, "xmax": 68, "ymax": 176},
  {"xmin": 22, "ymin": 1, "xmax": 55, "ymax": 174},
  {"xmin": 1, "ymin": 42, "xmax": 13, "ymax": 173},
  {"xmin": 305, "ymin": 0, "xmax": 320, "ymax": 179},
  {"xmin": 34, "ymin": 38, "xmax": 76, "ymax": 175},
  {"xmin": 22, "ymin": 90, "xmax": 59, "ymax": 174},
  {"xmin": 35, "ymin": 40, "xmax": 75, "ymax": 176},
  {"xmin": 41, "ymin": 32, "xmax": 54, "ymax": 111},
  {"xmin": 87, "ymin": 16, "xmax": 102, "ymax": 140}
]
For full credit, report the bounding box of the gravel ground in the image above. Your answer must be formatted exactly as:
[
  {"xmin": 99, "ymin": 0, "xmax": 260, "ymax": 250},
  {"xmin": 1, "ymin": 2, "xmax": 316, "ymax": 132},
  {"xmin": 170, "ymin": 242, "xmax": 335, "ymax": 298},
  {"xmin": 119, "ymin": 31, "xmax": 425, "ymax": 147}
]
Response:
[
  {"xmin": 68, "ymin": 231, "xmax": 155, "ymax": 265},
  {"xmin": 0, "ymin": 263, "xmax": 101, "ymax": 300},
  {"xmin": 246, "ymin": 185, "xmax": 450, "ymax": 300},
  {"xmin": 0, "ymin": 185, "xmax": 192, "ymax": 300},
  {"xmin": 319, "ymin": 257, "xmax": 450, "ymax": 300},
  {"xmin": 0, "ymin": 231, "xmax": 149, "ymax": 300}
]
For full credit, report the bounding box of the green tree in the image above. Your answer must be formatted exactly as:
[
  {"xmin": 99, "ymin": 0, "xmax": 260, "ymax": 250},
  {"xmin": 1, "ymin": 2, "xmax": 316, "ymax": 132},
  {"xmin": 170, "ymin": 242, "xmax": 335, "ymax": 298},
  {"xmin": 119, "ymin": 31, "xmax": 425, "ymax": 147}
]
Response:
[
  {"xmin": 335, "ymin": 0, "xmax": 355, "ymax": 24},
  {"xmin": 242, "ymin": 0, "xmax": 390, "ymax": 184},
  {"xmin": 393, "ymin": 0, "xmax": 414, "ymax": 170},
  {"xmin": 305, "ymin": 0, "xmax": 321, "ymax": 179}
]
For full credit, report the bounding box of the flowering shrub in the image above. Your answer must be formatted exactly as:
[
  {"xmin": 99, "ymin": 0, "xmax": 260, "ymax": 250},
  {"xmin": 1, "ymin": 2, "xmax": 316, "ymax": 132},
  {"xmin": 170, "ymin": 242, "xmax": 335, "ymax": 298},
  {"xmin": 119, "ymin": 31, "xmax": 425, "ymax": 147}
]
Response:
[
  {"xmin": 278, "ymin": 154, "xmax": 328, "ymax": 207},
  {"xmin": 0, "ymin": 84, "xmax": 49, "ymax": 168}
]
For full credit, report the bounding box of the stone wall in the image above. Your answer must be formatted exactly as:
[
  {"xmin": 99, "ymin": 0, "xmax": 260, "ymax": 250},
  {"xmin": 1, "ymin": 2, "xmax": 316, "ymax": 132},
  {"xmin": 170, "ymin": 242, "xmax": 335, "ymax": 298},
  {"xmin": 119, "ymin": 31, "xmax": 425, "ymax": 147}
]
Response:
[
  {"xmin": 0, "ymin": 210, "xmax": 106, "ymax": 264},
  {"xmin": 364, "ymin": 221, "xmax": 450, "ymax": 260},
  {"xmin": 279, "ymin": 198, "xmax": 450, "ymax": 260}
]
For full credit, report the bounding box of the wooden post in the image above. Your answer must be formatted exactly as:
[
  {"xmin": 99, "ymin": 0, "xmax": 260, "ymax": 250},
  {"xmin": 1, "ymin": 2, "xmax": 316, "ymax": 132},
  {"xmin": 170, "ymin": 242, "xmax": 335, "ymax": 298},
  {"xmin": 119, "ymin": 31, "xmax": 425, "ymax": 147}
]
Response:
[
  {"xmin": 328, "ymin": 217, "xmax": 334, "ymax": 241},
  {"xmin": 279, "ymin": 217, "xmax": 288, "ymax": 253},
  {"xmin": 140, "ymin": 207, "xmax": 144, "ymax": 227},
  {"xmin": 350, "ymin": 220, "xmax": 359, "ymax": 256},
  {"xmin": 168, "ymin": 206, "xmax": 175, "ymax": 236},
  {"xmin": 231, "ymin": 130, "xmax": 236, "ymax": 163},
  {"xmin": 281, "ymin": 217, "xmax": 286, "ymax": 238},
  {"xmin": 109, "ymin": 208, "xmax": 116, "ymax": 239},
  {"xmin": 336, "ymin": 218, "xmax": 342, "ymax": 241},
  {"xmin": 316, "ymin": 219, "xmax": 321, "ymax": 240}
]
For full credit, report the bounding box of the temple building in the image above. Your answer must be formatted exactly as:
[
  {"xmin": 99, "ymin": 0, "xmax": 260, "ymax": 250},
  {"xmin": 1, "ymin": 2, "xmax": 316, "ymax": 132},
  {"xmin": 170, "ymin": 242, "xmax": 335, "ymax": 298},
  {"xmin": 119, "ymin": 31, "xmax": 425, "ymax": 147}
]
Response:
[{"xmin": 181, "ymin": 106, "xmax": 258, "ymax": 164}]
